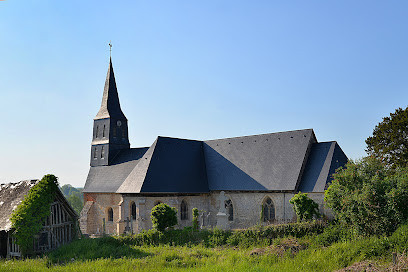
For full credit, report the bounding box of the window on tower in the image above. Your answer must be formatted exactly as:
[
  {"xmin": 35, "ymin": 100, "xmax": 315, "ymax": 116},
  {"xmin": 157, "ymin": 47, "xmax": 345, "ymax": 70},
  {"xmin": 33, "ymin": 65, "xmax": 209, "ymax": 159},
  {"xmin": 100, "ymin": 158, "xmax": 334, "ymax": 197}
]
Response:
[
  {"xmin": 122, "ymin": 128, "xmax": 125, "ymax": 138},
  {"xmin": 113, "ymin": 127, "xmax": 117, "ymax": 137},
  {"xmin": 101, "ymin": 146, "xmax": 105, "ymax": 159},
  {"xmin": 95, "ymin": 126, "xmax": 99, "ymax": 138},
  {"xmin": 103, "ymin": 125, "xmax": 106, "ymax": 138},
  {"xmin": 93, "ymin": 147, "xmax": 97, "ymax": 159}
]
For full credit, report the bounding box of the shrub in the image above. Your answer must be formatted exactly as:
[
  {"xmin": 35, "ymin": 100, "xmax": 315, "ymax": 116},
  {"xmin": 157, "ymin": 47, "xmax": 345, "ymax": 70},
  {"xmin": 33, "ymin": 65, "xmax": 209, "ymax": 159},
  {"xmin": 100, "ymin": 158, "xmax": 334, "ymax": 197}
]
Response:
[
  {"xmin": 150, "ymin": 203, "xmax": 177, "ymax": 232},
  {"xmin": 192, "ymin": 208, "xmax": 199, "ymax": 231},
  {"xmin": 289, "ymin": 192, "xmax": 320, "ymax": 222},
  {"xmin": 325, "ymin": 157, "xmax": 408, "ymax": 236}
]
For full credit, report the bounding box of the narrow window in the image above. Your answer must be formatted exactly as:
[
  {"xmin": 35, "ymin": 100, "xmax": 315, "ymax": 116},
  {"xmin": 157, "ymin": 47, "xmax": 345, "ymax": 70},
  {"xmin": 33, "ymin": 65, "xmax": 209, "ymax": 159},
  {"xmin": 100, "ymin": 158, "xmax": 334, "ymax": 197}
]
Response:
[
  {"xmin": 131, "ymin": 202, "xmax": 136, "ymax": 220},
  {"xmin": 101, "ymin": 146, "xmax": 105, "ymax": 159},
  {"xmin": 180, "ymin": 200, "xmax": 188, "ymax": 220},
  {"xmin": 262, "ymin": 197, "xmax": 275, "ymax": 223},
  {"xmin": 225, "ymin": 199, "xmax": 233, "ymax": 221},
  {"xmin": 122, "ymin": 128, "xmax": 126, "ymax": 138},
  {"xmin": 93, "ymin": 147, "xmax": 97, "ymax": 159},
  {"xmin": 108, "ymin": 207, "xmax": 113, "ymax": 222},
  {"xmin": 103, "ymin": 125, "xmax": 106, "ymax": 138},
  {"xmin": 95, "ymin": 126, "xmax": 99, "ymax": 138},
  {"xmin": 113, "ymin": 127, "xmax": 117, "ymax": 137}
]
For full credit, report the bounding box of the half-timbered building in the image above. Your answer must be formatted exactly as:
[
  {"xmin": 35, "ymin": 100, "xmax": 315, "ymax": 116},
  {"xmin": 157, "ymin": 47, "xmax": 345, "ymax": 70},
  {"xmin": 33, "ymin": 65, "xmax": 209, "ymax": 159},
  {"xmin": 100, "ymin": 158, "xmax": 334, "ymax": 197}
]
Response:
[{"xmin": 0, "ymin": 180, "xmax": 78, "ymax": 258}]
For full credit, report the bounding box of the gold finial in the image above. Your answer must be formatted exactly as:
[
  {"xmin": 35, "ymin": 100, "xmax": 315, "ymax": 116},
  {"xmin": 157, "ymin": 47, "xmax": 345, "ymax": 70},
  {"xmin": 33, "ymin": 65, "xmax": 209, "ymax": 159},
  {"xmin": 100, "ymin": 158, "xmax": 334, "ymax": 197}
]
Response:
[{"xmin": 109, "ymin": 41, "xmax": 112, "ymax": 57}]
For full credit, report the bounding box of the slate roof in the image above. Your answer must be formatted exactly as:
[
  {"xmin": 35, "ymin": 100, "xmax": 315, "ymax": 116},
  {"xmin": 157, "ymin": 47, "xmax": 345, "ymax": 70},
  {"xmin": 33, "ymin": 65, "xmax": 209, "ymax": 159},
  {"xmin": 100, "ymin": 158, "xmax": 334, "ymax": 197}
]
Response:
[
  {"xmin": 94, "ymin": 58, "xmax": 127, "ymax": 120},
  {"xmin": 204, "ymin": 129, "xmax": 316, "ymax": 191},
  {"xmin": 117, "ymin": 137, "xmax": 209, "ymax": 193},
  {"xmin": 0, "ymin": 180, "xmax": 39, "ymax": 231},
  {"xmin": 298, "ymin": 142, "xmax": 348, "ymax": 192},
  {"xmin": 84, "ymin": 128, "xmax": 348, "ymax": 194},
  {"xmin": 83, "ymin": 147, "xmax": 148, "ymax": 193}
]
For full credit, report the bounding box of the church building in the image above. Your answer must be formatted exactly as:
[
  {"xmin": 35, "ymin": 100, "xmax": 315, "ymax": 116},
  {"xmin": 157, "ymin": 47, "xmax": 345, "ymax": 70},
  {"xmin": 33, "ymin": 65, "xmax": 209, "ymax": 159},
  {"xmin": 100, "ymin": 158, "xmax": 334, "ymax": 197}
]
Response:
[{"xmin": 80, "ymin": 58, "xmax": 348, "ymax": 235}]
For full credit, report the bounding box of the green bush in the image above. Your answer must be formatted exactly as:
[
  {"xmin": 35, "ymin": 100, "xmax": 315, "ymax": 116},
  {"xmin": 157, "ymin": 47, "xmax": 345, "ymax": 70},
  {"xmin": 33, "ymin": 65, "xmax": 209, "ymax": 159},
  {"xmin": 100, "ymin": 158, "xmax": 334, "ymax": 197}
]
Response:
[
  {"xmin": 290, "ymin": 192, "xmax": 320, "ymax": 222},
  {"xmin": 325, "ymin": 157, "xmax": 408, "ymax": 236},
  {"xmin": 313, "ymin": 223, "xmax": 354, "ymax": 247},
  {"xmin": 192, "ymin": 208, "xmax": 199, "ymax": 231},
  {"xmin": 150, "ymin": 203, "xmax": 177, "ymax": 232}
]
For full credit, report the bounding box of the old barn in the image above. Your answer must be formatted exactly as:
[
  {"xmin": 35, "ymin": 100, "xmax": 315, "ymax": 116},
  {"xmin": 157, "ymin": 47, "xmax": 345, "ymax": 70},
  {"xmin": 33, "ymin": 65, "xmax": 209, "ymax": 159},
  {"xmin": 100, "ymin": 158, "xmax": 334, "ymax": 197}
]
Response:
[{"xmin": 0, "ymin": 180, "xmax": 78, "ymax": 258}]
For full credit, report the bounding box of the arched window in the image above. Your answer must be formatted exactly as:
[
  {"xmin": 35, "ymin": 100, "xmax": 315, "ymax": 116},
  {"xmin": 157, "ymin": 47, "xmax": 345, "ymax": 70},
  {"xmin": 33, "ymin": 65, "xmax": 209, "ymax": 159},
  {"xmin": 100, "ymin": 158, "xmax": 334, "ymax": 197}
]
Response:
[
  {"xmin": 107, "ymin": 207, "xmax": 113, "ymax": 222},
  {"xmin": 130, "ymin": 201, "xmax": 136, "ymax": 220},
  {"xmin": 225, "ymin": 199, "xmax": 233, "ymax": 221},
  {"xmin": 101, "ymin": 146, "xmax": 105, "ymax": 159},
  {"xmin": 93, "ymin": 147, "xmax": 97, "ymax": 159},
  {"xmin": 103, "ymin": 125, "xmax": 106, "ymax": 138},
  {"xmin": 180, "ymin": 200, "xmax": 188, "ymax": 220},
  {"xmin": 262, "ymin": 197, "xmax": 275, "ymax": 223}
]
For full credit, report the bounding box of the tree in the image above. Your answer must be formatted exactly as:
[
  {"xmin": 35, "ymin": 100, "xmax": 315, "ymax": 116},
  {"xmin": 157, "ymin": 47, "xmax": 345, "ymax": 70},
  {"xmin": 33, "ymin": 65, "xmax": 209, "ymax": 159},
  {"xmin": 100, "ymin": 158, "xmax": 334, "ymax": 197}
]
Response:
[
  {"xmin": 150, "ymin": 203, "xmax": 177, "ymax": 232},
  {"xmin": 289, "ymin": 192, "xmax": 320, "ymax": 222},
  {"xmin": 10, "ymin": 174, "xmax": 59, "ymax": 255},
  {"xmin": 365, "ymin": 107, "xmax": 408, "ymax": 169},
  {"xmin": 324, "ymin": 157, "xmax": 408, "ymax": 236}
]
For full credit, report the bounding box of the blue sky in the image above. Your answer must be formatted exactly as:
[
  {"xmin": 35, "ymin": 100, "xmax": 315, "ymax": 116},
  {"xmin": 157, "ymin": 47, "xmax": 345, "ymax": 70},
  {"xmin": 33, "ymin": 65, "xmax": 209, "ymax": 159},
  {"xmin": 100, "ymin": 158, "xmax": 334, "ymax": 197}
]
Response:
[{"xmin": 1, "ymin": 1, "xmax": 407, "ymax": 187}]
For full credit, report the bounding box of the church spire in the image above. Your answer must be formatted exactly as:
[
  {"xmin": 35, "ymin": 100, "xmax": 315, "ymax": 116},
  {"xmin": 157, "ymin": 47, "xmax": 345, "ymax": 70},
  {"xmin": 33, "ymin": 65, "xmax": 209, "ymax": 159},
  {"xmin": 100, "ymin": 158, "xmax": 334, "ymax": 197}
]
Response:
[
  {"xmin": 95, "ymin": 57, "xmax": 127, "ymax": 120},
  {"xmin": 90, "ymin": 55, "xmax": 130, "ymax": 167}
]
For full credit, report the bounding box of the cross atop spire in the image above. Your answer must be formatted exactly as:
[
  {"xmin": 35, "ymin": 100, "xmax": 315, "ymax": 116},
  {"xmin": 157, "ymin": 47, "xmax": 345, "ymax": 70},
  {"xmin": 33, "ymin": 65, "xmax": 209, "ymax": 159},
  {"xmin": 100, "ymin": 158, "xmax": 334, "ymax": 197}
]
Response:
[{"xmin": 109, "ymin": 41, "xmax": 112, "ymax": 57}]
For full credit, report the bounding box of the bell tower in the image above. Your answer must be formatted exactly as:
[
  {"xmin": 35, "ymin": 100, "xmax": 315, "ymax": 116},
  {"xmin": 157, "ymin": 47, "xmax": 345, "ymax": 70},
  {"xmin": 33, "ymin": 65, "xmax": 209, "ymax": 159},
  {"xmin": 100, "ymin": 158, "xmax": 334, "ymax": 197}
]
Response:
[{"xmin": 90, "ymin": 57, "xmax": 130, "ymax": 166}]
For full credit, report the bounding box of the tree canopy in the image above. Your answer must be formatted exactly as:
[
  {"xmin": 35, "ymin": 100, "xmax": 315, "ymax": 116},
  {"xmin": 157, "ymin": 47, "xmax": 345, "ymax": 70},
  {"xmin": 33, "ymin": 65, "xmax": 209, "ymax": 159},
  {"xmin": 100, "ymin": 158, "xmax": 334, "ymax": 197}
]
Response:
[
  {"xmin": 324, "ymin": 157, "xmax": 408, "ymax": 236},
  {"xmin": 365, "ymin": 107, "xmax": 408, "ymax": 169}
]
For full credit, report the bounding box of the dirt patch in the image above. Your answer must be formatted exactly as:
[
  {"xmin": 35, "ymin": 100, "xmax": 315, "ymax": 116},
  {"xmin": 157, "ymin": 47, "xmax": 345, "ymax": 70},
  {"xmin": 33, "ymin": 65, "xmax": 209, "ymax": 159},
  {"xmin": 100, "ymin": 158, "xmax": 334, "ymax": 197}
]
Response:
[
  {"xmin": 335, "ymin": 261, "xmax": 382, "ymax": 272},
  {"xmin": 249, "ymin": 238, "xmax": 307, "ymax": 257},
  {"xmin": 336, "ymin": 253, "xmax": 408, "ymax": 272}
]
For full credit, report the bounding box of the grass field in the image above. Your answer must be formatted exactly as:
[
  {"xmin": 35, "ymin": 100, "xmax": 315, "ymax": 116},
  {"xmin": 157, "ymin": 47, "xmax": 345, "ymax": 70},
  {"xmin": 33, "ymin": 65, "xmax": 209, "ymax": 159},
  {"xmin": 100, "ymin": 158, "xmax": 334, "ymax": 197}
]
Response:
[{"xmin": 1, "ymin": 221, "xmax": 406, "ymax": 272}]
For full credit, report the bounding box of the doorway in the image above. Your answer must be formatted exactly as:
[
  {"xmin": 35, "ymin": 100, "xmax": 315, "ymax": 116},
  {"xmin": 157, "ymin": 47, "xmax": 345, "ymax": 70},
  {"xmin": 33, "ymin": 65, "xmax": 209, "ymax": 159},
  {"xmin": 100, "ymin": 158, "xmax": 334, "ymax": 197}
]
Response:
[{"xmin": 0, "ymin": 231, "xmax": 7, "ymax": 258}]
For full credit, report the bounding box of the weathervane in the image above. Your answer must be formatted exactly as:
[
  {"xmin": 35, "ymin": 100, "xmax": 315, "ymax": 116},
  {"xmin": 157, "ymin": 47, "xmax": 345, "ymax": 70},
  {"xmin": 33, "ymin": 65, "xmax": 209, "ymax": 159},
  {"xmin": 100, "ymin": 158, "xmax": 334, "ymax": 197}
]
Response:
[{"xmin": 109, "ymin": 41, "xmax": 112, "ymax": 57}]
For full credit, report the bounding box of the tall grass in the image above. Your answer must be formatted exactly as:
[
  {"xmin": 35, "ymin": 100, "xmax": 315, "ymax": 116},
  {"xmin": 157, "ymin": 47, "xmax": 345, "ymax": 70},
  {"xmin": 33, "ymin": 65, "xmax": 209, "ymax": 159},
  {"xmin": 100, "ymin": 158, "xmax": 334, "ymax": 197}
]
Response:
[{"xmin": 2, "ymin": 221, "xmax": 408, "ymax": 271}]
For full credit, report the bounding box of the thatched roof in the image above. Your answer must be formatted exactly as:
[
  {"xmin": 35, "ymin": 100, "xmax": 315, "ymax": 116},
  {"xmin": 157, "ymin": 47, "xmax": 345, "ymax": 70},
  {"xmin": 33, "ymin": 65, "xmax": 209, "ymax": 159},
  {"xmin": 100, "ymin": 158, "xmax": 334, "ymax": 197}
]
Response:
[{"xmin": 0, "ymin": 180, "xmax": 39, "ymax": 231}]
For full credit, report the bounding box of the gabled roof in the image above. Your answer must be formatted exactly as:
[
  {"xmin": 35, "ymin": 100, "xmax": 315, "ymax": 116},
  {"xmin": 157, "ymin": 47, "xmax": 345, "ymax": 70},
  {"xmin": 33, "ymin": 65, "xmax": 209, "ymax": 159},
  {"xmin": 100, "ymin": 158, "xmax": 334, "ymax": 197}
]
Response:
[
  {"xmin": 117, "ymin": 137, "xmax": 209, "ymax": 193},
  {"xmin": 84, "ymin": 128, "xmax": 348, "ymax": 194},
  {"xmin": 298, "ymin": 142, "xmax": 348, "ymax": 193},
  {"xmin": 83, "ymin": 147, "xmax": 148, "ymax": 193},
  {"xmin": 0, "ymin": 180, "xmax": 38, "ymax": 231},
  {"xmin": 204, "ymin": 129, "xmax": 316, "ymax": 191},
  {"xmin": 94, "ymin": 58, "xmax": 127, "ymax": 120}
]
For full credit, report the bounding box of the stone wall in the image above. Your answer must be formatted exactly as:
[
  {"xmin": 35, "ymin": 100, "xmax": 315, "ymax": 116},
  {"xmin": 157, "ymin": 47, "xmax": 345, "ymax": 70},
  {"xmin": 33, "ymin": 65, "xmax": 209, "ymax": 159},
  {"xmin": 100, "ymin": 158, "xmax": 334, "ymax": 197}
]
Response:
[{"xmin": 82, "ymin": 191, "xmax": 328, "ymax": 235}]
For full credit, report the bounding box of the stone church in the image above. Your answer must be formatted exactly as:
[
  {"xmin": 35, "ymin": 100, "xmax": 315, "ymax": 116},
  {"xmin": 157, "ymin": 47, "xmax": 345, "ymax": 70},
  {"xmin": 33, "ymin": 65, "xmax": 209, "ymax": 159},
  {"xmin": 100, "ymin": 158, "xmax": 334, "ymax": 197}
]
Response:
[{"xmin": 80, "ymin": 58, "xmax": 348, "ymax": 235}]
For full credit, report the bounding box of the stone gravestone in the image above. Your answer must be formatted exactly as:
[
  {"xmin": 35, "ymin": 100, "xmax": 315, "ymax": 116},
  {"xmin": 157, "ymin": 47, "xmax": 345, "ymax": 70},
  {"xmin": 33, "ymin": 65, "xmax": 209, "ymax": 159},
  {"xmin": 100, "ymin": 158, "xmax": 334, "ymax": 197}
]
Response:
[{"xmin": 216, "ymin": 191, "xmax": 228, "ymax": 230}]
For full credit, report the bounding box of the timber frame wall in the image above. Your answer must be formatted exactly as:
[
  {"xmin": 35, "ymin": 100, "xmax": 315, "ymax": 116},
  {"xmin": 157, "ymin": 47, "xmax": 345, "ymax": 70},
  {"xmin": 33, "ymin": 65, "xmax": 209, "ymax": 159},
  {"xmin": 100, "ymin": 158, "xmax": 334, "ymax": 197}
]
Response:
[{"xmin": 6, "ymin": 191, "xmax": 78, "ymax": 258}]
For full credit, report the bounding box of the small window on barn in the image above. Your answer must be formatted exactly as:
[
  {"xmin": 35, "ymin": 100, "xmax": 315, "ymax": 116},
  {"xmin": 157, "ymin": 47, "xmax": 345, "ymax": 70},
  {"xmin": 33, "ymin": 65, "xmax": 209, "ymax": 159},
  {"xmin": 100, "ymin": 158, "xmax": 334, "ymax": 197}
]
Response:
[
  {"xmin": 131, "ymin": 201, "xmax": 136, "ymax": 220},
  {"xmin": 180, "ymin": 200, "xmax": 188, "ymax": 220},
  {"xmin": 101, "ymin": 146, "xmax": 105, "ymax": 159},
  {"xmin": 262, "ymin": 197, "xmax": 275, "ymax": 223},
  {"xmin": 108, "ymin": 207, "xmax": 113, "ymax": 222},
  {"xmin": 225, "ymin": 199, "xmax": 233, "ymax": 221}
]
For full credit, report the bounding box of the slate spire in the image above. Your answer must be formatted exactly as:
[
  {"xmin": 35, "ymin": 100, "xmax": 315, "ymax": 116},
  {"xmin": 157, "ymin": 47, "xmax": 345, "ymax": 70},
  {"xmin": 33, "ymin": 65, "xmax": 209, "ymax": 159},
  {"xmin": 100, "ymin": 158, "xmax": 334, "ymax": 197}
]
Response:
[
  {"xmin": 95, "ymin": 57, "xmax": 127, "ymax": 120},
  {"xmin": 90, "ymin": 57, "xmax": 130, "ymax": 167}
]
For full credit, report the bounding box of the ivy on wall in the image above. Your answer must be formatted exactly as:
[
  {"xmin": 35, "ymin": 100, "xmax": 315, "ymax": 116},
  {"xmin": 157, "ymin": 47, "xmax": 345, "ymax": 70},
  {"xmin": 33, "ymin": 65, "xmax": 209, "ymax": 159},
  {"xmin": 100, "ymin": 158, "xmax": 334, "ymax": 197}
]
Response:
[{"xmin": 10, "ymin": 174, "xmax": 59, "ymax": 255}]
